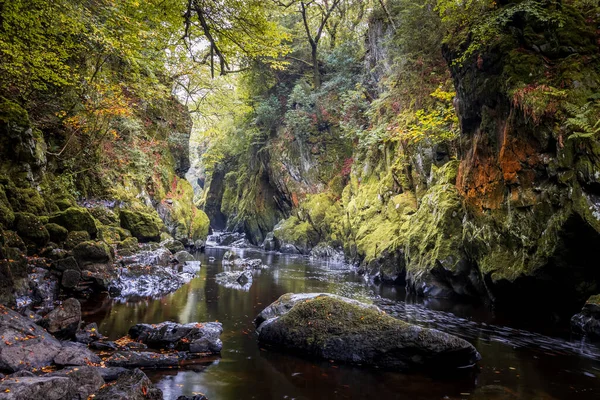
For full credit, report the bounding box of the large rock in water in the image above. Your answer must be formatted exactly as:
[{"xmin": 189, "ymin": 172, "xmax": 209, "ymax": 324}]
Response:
[
  {"xmin": 571, "ymin": 294, "xmax": 600, "ymax": 338},
  {"xmin": 0, "ymin": 304, "xmax": 62, "ymax": 372},
  {"xmin": 39, "ymin": 298, "xmax": 81, "ymax": 338},
  {"xmin": 255, "ymin": 293, "xmax": 481, "ymax": 371},
  {"xmin": 129, "ymin": 321, "xmax": 223, "ymax": 354}
]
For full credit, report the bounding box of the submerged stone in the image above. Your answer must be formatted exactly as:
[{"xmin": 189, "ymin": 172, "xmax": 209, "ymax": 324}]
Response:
[
  {"xmin": 571, "ymin": 294, "xmax": 600, "ymax": 338},
  {"xmin": 129, "ymin": 321, "xmax": 223, "ymax": 354},
  {"xmin": 255, "ymin": 293, "xmax": 481, "ymax": 371}
]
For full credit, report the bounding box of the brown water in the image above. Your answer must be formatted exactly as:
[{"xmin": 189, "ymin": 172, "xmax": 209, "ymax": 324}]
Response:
[{"xmin": 84, "ymin": 246, "xmax": 600, "ymax": 400}]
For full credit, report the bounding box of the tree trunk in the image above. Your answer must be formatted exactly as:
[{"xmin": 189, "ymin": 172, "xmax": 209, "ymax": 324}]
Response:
[{"xmin": 311, "ymin": 43, "xmax": 320, "ymax": 89}]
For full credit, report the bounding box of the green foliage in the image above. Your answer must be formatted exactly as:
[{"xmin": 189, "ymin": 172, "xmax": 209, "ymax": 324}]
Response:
[{"xmin": 565, "ymin": 99, "xmax": 600, "ymax": 140}]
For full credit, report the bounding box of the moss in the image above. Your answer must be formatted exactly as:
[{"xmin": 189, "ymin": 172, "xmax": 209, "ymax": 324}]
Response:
[
  {"xmin": 190, "ymin": 208, "xmax": 210, "ymax": 241},
  {"xmin": 430, "ymin": 160, "xmax": 459, "ymax": 186},
  {"xmin": 119, "ymin": 209, "xmax": 162, "ymax": 242},
  {"xmin": 73, "ymin": 241, "xmax": 113, "ymax": 264},
  {"xmin": 45, "ymin": 223, "xmax": 68, "ymax": 243},
  {"xmin": 89, "ymin": 207, "xmax": 120, "ymax": 226},
  {"xmin": 117, "ymin": 236, "xmax": 139, "ymax": 253},
  {"xmin": 54, "ymin": 198, "xmax": 76, "ymax": 211},
  {"xmin": 5, "ymin": 185, "xmax": 47, "ymax": 215},
  {"xmin": 273, "ymin": 216, "xmax": 320, "ymax": 253},
  {"xmin": 49, "ymin": 207, "xmax": 98, "ymax": 237},
  {"xmin": 98, "ymin": 225, "xmax": 126, "ymax": 245},
  {"xmin": 2, "ymin": 230, "xmax": 26, "ymax": 251},
  {"xmin": 64, "ymin": 231, "xmax": 91, "ymax": 250},
  {"xmin": 0, "ymin": 97, "xmax": 29, "ymax": 127},
  {"xmin": 13, "ymin": 212, "xmax": 49, "ymax": 253}
]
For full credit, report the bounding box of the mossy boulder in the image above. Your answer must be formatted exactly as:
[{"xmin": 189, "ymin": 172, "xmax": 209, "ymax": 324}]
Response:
[
  {"xmin": 73, "ymin": 241, "xmax": 113, "ymax": 265},
  {"xmin": 98, "ymin": 225, "xmax": 129, "ymax": 245},
  {"xmin": 117, "ymin": 237, "xmax": 140, "ymax": 255},
  {"xmin": 49, "ymin": 207, "xmax": 97, "ymax": 237},
  {"xmin": 571, "ymin": 294, "xmax": 600, "ymax": 338},
  {"xmin": 13, "ymin": 212, "xmax": 49, "ymax": 253},
  {"xmin": 89, "ymin": 207, "xmax": 120, "ymax": 226},
  {"xmin": 273, "ymin": 216, "xmax": 319, "ymax": 254},
  {"xmin": 2, "ymin": 230, "xmax": 26, "ymax": 252},
  {"xmin": 160, "ymin": 239, "xmax": 185, "ymax": 253},
  {"xmin": 0, "ymin": 185, "xmax": 14, "ymax": 228},
  {"xmin": 256, "ymin": 294, "xmax": 480, "ymax": 371},
  {"xmin": 45, "ymin": 223, "xmax": 68, "ymax": 243},
  {"xmin": 64, "ymin": 231, "xmax": 91, "ymax": 250},
  {"xmin": 119, "ymin": 210, "xmax": 162, "ymax": 243}
]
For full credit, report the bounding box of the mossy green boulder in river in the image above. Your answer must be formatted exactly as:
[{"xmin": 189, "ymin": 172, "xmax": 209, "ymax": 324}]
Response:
[{"xmin": 255, "ymin": 293, "xmax": 480, "ymax": 371}]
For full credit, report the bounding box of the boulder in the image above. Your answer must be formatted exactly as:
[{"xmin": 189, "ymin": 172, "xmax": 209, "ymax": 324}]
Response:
[
  {"xmin": 0, "ymin": 304, "xmax": 62, "ymax": 372},
  {"xmin": 48, "ymin": 366, "xmax": 104, "ymax": 400},
  {"xmin": 160, "ymin": 239, "xmax": 185, "ymax": 253},
  {"xmin": 75, "ymin": 323, "xmax": 104, "ymax": 344},
  {"xmin": 44, "ymin": 223, "xmax": 68, "ymax": 243},
  {"xmin": 108, "ymin": 262, "xmax": 196, "ymax": 299},
  {"xmin": 94, "ymin": 368, "xmax": 163, "ymax": 400},
  {"xmin": 54, "ymin": 341, "xmax": 102, "ymax": 366},
  {"xmin": 119, "ymin": 248, "xmax": 172, "ymax": 267},
  {"xmin": 215, "ymin": 270, "xmax": 253, "ymax": 291},
  {"xmin": 94, "ymin": 366, "xmax": 129, "ymax": 382},
  {"xmin": 73, "ymin": 241, "xmax": 112, "ymax": 265},
  {"xmin": 39, "ymin": 298, "xmax": 81, "ymax": 338},
  {"xmin": 174, "ymin": 250, "xmax": 195, "ymax": 264},
  {"xmin": 571, "ymin": 294, "xmax": 600, "ymax": 338},
  {"xmin": 48, "ymin": 207, "xmax": 97, "ymax": 237},
  {"xmin": 61, "ymin": 269, "xmax": 81, "ymax": 289},
  {"xmin": 0, "ymin": 375, "xmax": 77, "ymax": 400},
  {"xmin": 255, "ymin": 294, "xmax": 481, "ymax": 371},
  {"xmin": 64, "ymin": 231, "xmax": 90, "ymax": 250},
  {"xmin": 116, "ymin": 236, "xmax": 139, "ymax": 255},
  {"xmin": 13, "ymin": 212, "xmax": 49, "ymax": 253},
  {"xmin": 89, "ymin": 207, "xmax": 120, "ymax": 226},
  {"xmin": 177, "ymin": 396, "xmax": 208, "ymax": 400},
  {"xmin": 129, "ymin": 321, "xmax": 223, "ymax": 354},
  {"xmin": 52, "ymin": 256, "xmax": 80, "ymax": 272},
  {"xmin": 104, "ymin": 351, "xmax": 180, "ymax": 369},
  {"xmin": 119, "ymin": 210, "xmax": 161, "ymax": 243}
]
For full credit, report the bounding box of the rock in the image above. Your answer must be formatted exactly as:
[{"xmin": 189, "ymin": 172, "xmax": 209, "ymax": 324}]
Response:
[
  {"xmin": 160, "ymin": 239, "xmax": 185, "ymax": 253},
  {"xmin": 54, "ymin": 341, "xmax": 102, "ymax": 366},
  {"xmin": 89, "ymin": 207, "xmax": 120, "ymax": 226},
  {"xmin": 215, "ymin": 270, "xmax": 253, "ymax": 291},
  {"xmin": 90, "ymin": 340, "xmax": 118, "ymax": 351},
  {"xmin": 0, "ymin": 304, "xmax": 62, "ymax": 372},
  {"xmin": 177, "ymin": 396, "xmax": 208, "ymax": 400},
  {"xmin": 0, "ymin": 375, "xmax": 77, "ymax": 400},
  {"xmin": 48, "ymin": 207, "xmax": 97, "ymax": 237},
  {"xmin": 116, "ymin": 236, "xmax": 139, "ymax": 255},
  {"xmin": 2, "ymin": 231, "xmax": 26, "ymax": 252},
  {"xmin": 104, "ymin": 351, "xmax": 180, "ymax": 369},
  {"xmin": 223, "ymin": 250, "xmax": 236, "ymax": 261},
  {"xmin": 119, "ymin": 248, "xmax": 172, "ymax": 267},
  {"xmin": 309, "ymin": 243, "xmax": 345, "ymax": 263},
  {"xmin": 94, "ymin": 366, "xmax": 129, "ymax": 381},
  {"xmin": 61, "ymin": 269, "xmax": 81, "ymax": 289},
  {"xmin": 73, "ymin": 241, "xmax": 112, "ymax": 266},
  {"xmin": 174, "ymin": 250, "xmax": 195, "ymax": 264},
  {"xmin": 94, "ymin": 368, "xmax": 163, "ymax": 400},
  {"xmin": 255, "ymin": 294, "xmax": 481, "ymax": 371},
  {"xmin": 44, "ymin": 223, "xmax": 68, "ymax": 243},
  {"xmin": 224, "ymin": 258, "xmax": 266, "ymax": 269},
  {"xmin": 25, "ymin": 267, "xmax": 59, "ymax": 313},
  {"xmin": 64, "ymin": 231, "xmax": 90, "ymax": 250},
  {"xmin": 129, "ymin": 321, "xmax": 223, "ymax": 354},
  {"xmin": 39, "ymin": 298, "xmax": 81, "ymax": 338},
  {"xmin": 52, "ymin": 256, "xmax": 80, "ymax": 272},
  {"xmin": 571, "ymin": 294, "xmax": 600, "ymax": 338},
  {"xmin": 119, "ymin": 210, "xmax": 161, "ymax": 243},
  {"xmin": 75, "ymin": 323, "xmax": 104, "ymax": 344},
  {"xmin": 13, "ymin": 212, "xmax": 49, "ymax": 253},
  {"xmin": 48, "ymin": 366, "xmax": 104, "ymax": 400}
]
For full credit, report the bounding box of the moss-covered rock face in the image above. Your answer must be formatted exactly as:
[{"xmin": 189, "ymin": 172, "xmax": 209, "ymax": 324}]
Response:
[
  {"xmin": 44, "ymin": 223, "xmax": 68, "ymax": 243},
  {"xmin": 98, "ymin": 225, "xmax": 128, "ymax": 245},
  {"xmin": 89, "ymin": 207, "xmax": 120, "ymax": 227},
  {"xmin": 13, "ymin": 212, "xmax": 49, "ymax": 253},
  {"xmin": 256, "ymin": 294, "xmax": 480, "ymax": 370},
  {"xmin": 64, "ymin": 231, "xmax": 92, "ymax": 250},
  {"xmin": 49, "ymin": 207, "xmax": 97, "ymax": 238},
  {"xmin": 119, "ymin": 209, "xmax": 162, "ymax": 243}
]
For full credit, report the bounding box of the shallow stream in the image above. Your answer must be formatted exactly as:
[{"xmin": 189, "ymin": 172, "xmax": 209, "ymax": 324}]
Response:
[{"xmin": 84, "ymin": 246, "xmax": 600, "ymax": 399}]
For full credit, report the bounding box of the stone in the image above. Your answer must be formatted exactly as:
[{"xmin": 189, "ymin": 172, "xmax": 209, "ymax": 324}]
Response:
[
  {"xmin": 48, "ymin": 366, "xmax": 105, "ymax": 400},
  {"xmin": 119, "ymin": 210, "xmax": 161, "ymax": 243},
  {"xmin": 61, "ymin": 269, "xmax": 81, "ymax": 289},
  {"xmin": 54, "ymin": 341, "xmax": 102, "ymax": 366},
  {"xmin": 90, "ymin": 340, "xmax": 118, "ymax": 351},
  {"xmin": 94, "ymin": 368, "xmax": 163, "ymax": 400},
  {"xmin": 129, "ymin": 321, "xmax": 223, "ymax": 354},
  {"xmin": 94, "ymin": 366, "xmax": 129, "ymax": 381},
  {"xmin": 75, "ymin": 323, "xmax": 104, "ymax": 344},
  {"xmin": 0, "ymin": 375, "xmax": 77, "ymax": 400},
  {"xmin": 108, "ymin": 262, "xmax": 197, "ymax": 299},
  {"xmin": 48, "ymin": 207, "xmax": 97, "ymax": 237},
  {"xmin": 174, "ymin": 250, "xmax": 195, "ymax": 264},
  {"xmin": 39, "ymin": 298, "xmax": 81, "ymax": 338},
  {"xmin": 44, "ymin": 223, "xmax": 68, "ymax": 243},
  {"xmin": 64, "ymin": 231, "xmax": 91, "ymax": 250},
  {"xmin": 53, "ymin": 256, "xmax": 80, "ymax": 272},
  {"xmin": 177, "ymin": 396, "xmax": 208, "ymax": 400},
  {"xmin": 104, "ymin": 351, "xmax": 180, "ymax": 369},
  {"xmin": 255, "ymin": 293, "xmax": 481, "ymax": 371},
  {"xmin": 160, "ymin": 239, "xmax": 185, "ymax": 253},
  {"xmin": 571, "ymin": 294, "xmax": 600, "ymax": 338},
  {"xmin": 13, "ymin": 212, "xmax": 49, "ymax": 253},
  {"xmin": 0, "ymin": 304, "xmax": 62, "ymax": 372},
  {"xmin": 73, "ymin": 241, "xmax": 112, "ymax": 266},
  {"xmin": 215, "ymin": 271, "xmax": 253, "ymax": 291}
]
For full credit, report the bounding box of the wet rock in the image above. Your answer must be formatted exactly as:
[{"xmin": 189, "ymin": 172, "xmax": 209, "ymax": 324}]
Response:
[
  {"xmin": 309, "ymin": 243, "xmax": 345, "ymax": 263},
  {"xmin": 73, "ymin": 241, "xmax": 112, "ymax": 266},
  {"xmin": 116, "ymin": 236, "xmax": 139, "ymax": 256},
  {"xmin": 215, "ymin": 270, "xmax": 253, "ymax": 291},
  {"xmin": 94, "ymin": 368, "xmax": 163, "ymax": 400},
  {"xmin": 75, "ymin": 323, "xmax": 104, "ymax": 344},
  {"xmin": 104, "ymin": 351, "xmax": 180, "ymax": 369},
  {"xmin": 160, "ymin": 239, "xmax": 185, "ymax": 253},
  {"xmin": 39, "ymin": 298, "xmax": 81, "ymax": 338},
  {"xmin": 0, "ymin": 304, "xmax": 62, "ymax": 372},
  {"xmin": 54, "ymin": 341, "xmax": 101, "ymax": 366},
  {"xmin": 223, "ymin": 257, "xmax": 266, "ymax": 270},
  {"xmin": 90, "ymin": 340, "xmax": 118, "ymax": 351},
  {"xmin": 26, "ymin": 267, "xmax": 59, "ymax": 313},
  {"xmin": 94, "ymin": 366, "xmax": 129, "ymax": 381},
  {"xmin": 571, "ymin": 294, "xmax": 600, "ymax": 338},
  {"xmin": 177, "ymin": 395, "xmax": 208, "ymax": 400},
  {"xmin": 174, "ymin": 250, "xmax": 195, "ymax": 264},
  {"xmin": 48, "ymin": 366, "xmax": 104, "ymax": 400},
  {"xmin": 119, "ymin": 248, "xmax": 172, "ymax": 267},
  {"xmin": 255, "ymin": 294, "xmax": 481, "ymax": 371},
  {"xmin": 61, "ymin": 269, "xmax": 81, "ymax": 289},
  {"xmin": 0, "ymin": 375, "xmax": 77, "ymax": 400},
  {"xmin": 223, "ymin": 250, "xmax": 236, "ymax": 261},
  {"xmin": 129, "ymin": 321, "xmax": 223, "ymax": 354},
  {"xmin": 108, "ymin": 262, "xmax": 198, "ymax": 300},
  {"xmin": 48, "ymin": 207, "xmax": 98, "ymax": 238},
  {"xmin": 52, "ymin": 256, "xmax": 79, "ymax": 272}
]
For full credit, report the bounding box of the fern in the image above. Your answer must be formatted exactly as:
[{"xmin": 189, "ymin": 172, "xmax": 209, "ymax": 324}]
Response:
[{"xmin": 565, "ymin": 101, "xmax": 600, "ymax": 140}]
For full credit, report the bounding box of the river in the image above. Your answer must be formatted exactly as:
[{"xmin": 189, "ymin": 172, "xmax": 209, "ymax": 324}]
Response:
[{"xmin": 83, "ymin": 246, "xmax": 600, "ymax": 399}]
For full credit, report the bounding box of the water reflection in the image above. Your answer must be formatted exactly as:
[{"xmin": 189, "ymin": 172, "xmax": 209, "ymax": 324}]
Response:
[{"xmin": 83, "ymin": 247, "xmax": 600, "ymax": 400}]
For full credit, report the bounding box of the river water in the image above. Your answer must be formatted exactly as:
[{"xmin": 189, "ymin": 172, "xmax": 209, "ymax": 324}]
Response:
[{"xmin": 84, "ymin": 246, "xmax": 600, "ymax": 399}]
